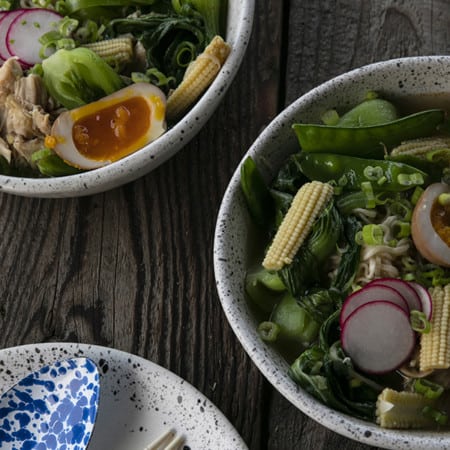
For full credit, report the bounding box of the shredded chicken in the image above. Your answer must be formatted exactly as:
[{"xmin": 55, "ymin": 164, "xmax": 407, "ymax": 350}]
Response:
[
  {"xmin": 0, "ymin": 136, "xmax": 11, "ymax": 163},
  {"xmin": 0, "ymin": 57, "xmax": 56, "ymax": 168}
]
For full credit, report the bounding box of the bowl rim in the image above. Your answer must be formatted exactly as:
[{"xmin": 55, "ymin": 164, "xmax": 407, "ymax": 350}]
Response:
[
  {"xmin": 214, "ymin": 55, "xmax": 450, "ymax": 449},
  {"xmin": 0, "ymin": 0, "xmax": 255, "ymax": 198}
]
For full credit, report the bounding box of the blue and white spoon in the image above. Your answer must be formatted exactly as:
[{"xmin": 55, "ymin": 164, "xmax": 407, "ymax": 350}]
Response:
[{"xmin": 0, "ymin": 357, "xmax": 100, "ymax": 450}]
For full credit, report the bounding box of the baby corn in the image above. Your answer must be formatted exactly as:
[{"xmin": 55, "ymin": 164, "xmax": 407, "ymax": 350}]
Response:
[
  {"xmin": 390, "ymin": 136, "xmax": 450, "ymax": 158},
  {"xmin": 376, "ymin": 388, "xmax": 437, "ymax": 429},
  {"xmin": 262, "ymin": 181, "xmax": 333, "ymax": 271},
  {"xmin": 420, "ymin": 284, "xmax": 450, "ymax": 371},
  {"xmin": 166, "ymin": 35, "xmax": 231, "ymax": 120},
  {"xmin": 83, "ymin": 37, "xmax": 134, "ymax": 69}
]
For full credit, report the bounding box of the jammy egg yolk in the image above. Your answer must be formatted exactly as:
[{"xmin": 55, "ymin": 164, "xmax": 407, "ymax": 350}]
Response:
[
  {"xmin": 430, "ymin": 197, "xmax": 450, "ymax": 245},
  {"xmin": 72, "ymin": 97, "xmax": 150, "ymax": 161}
]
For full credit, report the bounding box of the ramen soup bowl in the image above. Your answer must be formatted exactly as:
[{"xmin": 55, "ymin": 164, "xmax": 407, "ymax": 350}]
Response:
[
  {"xmin": 0, "ymin": 0, "xmax": 254, "ymax": 198},
  {"xmin": 214, "ymin": 56, "xmax": 450, "ymax": 449}
]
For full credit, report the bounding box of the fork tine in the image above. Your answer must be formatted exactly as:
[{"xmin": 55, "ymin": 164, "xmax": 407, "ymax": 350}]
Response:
[{"xmin": 144, "ymin": 429, "xmax": 185, "ymax": 450}]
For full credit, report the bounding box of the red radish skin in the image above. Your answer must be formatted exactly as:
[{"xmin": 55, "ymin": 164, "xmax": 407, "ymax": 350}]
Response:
[
  {"xmin": 6, "ymin": 9, "xmax": 62, "ymax": 67},
  {"xmin": 0, "ymin": 10, "xmax": 24, "ymax": 61},
  {"xmin": 408, "ymin": 281, "xmax": 433, "ymax": 320},
  {"xmin": 341, "ymin": 300, "xmax": 416, "ymax": 374},
  {"xmin": 0, "ymin": 11, "xmax": 9, "ymax": 62},
  {"xmin": 339, "ymin": 284, "xmax": 409, "ymax": 328},
  {"xmin": 368, "ymin": 277, "xmax": 421, "ymax": 312}
]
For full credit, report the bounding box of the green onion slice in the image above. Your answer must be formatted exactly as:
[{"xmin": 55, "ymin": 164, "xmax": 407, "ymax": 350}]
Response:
[
  {"xmin": 422, "ymin": 406, "xmax": 448, "ymax": 425},
  {"xmin": 414, "ymin": 379, "xmax": 444, "ymax": 399},
  {"xmin": 258, "ymin": 321, "xmax": 280, "ymax": 343},
  {"xmin": 410, "ymin": 310, "xmax": 431, "ymax": 334},
  {"xmin": 361, "ymin": 224, "xmax": 384, "ymax": 245}
]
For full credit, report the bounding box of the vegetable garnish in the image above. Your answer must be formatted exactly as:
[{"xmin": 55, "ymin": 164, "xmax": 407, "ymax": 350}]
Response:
[
  {"xmin": 413, "ymin": 379, "xmax": 444, "ymax": 399},
  {"xmin": 241, "ymin": 93, "xmax": 450, "ymax": 430},
  {"xmin": 0, "ymin": 0, "xmax": 230, "ymax": 177},
  {"xmin": 410, "ymin": 310, "xmax": 431, "ymax": 334}
]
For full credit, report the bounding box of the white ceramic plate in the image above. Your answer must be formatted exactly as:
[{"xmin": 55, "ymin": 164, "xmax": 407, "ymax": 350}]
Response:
[
  {"xmin": 214, "ymin": 56, "xmax": 450, "ymax": 449},
  {"xmin": 0, "ymin": 343, "xmax": 248, "ymax": 450},
  {"xmin": 0, "ymin": 0, "xmax": 255, "ymax": 198}
]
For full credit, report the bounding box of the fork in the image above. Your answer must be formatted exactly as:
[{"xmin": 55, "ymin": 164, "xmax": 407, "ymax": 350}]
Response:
[{"xmin": 143, "ymin": 429, "xmax": 186, "ymax": 450}]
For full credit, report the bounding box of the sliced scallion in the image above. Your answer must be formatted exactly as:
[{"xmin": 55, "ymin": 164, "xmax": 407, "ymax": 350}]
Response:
[
  {"xmin": 414, "ymin": 379, "xmax": 444, "ymax": 399},
  {"xmin": 361, "ymin": 224, "xmax": 384, "ymax": 245},
  {"xmin": 410, "ymin": 310, "xmax": 431, "ymax": 334},
  {"xmin": 422, "ymin": 406, "xmax": 448, "ymax": 425}
]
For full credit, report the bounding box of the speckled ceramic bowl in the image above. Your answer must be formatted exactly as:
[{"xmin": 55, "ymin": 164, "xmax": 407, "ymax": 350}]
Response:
[
  {"xmin": 214, "ymin": 56, "xmax": 450, "ymax": 450},
  {"xmin": 0, "ymin": 1, "xmax": 254, "ymax": 198},
  {"xmin": 0, "ymin": 343, "xmax": 248, "ymax": 449}
]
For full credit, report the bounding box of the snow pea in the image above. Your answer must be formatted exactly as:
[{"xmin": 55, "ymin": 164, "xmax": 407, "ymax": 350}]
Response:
[
  {"xmin": 240, "ymin": 156, "xmax": 273, "ymax": 227},
  {"xmin": 336, "ymin": 98, "xmax": 398, "ymax": 127},
  {"xmin": 292, "ymin": 109, "xmax": 445, "ymax": 159},
  {"xmin": 295, "ymin": 152, "xmax": 428, "ymax": 191}
]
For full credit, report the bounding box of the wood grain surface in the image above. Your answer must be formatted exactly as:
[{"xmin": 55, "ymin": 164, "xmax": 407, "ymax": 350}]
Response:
[{"xmin": 1, "ymin": 1, "xmax": 450, "ymax": 449}]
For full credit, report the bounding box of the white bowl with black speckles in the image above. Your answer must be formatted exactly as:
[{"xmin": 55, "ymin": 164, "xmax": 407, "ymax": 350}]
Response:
[
  {"xmin": 0, "ymin": 1, "xmax": 254, "ymax": 198},
  {"xmin": 0, "ymin": 343, "xmax": 248, "ymax": 449},
  {"xmin": 214, "ymin": 56, "xmax": 450, "ymax": 450}
]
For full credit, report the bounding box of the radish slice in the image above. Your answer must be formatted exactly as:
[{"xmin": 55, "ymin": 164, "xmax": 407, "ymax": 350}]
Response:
[
  {"xmin": 0, "ymin": 11, "xmax": 9, "ymax": 62},
  {"xmin": 368, "ymin": 277, "xmax": 421, "ymax": 312},
  {"xmin": 0, "ymin": 10, "xmax": 24, "ymax": 61},
  {"xmin": 341, "ymin": 300, "xmax": 416, "ymax": 374},
  {"xmin": 408, "ymin": 281, "xmax": 433, "ymax": 320},
  {"xmin": 340, "ymin": 284, "xmax": 409, "ymax": 328},
  {"xmin": 6, "ymin": 9, "xmax": 62, "ymax": 66}
]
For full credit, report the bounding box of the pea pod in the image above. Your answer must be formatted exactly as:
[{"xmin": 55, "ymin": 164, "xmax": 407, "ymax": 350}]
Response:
[
  {"xmin": 336, "ymin": 98, "xmax": 398, "ymax": 127},
  {"xmin": 295, "ymin": 152, "xmax": 428, "ymax": 191},
  {"xmin": 240, "ymin": 156, "xmax": 274, "ymax": 227},
  {"xmin": 292, "ymin": 109, "xmax": 445, "ymax": 159}
]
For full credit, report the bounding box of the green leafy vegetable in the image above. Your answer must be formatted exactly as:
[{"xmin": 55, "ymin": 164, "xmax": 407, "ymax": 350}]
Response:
[
  {"xmin": 31, "ymin": 149, "xmax": 82, "ymax": 177},
  {"xmin": 41, "ymin": 47, "xmax": 124, "ymax": 109},
  {"xmin": 298, "ymin": 289, "xmax": 342, "ymax": 325},
  {"xmin": 306, "ymin": 202, "xmax": 342, "ymax": 263},
  {"xmin": 279, "ymin": 246, "xmax": 319, "ymax": 297},
  {"xmin": 279, "ymin": 201, "xmax": 342, "ymax": 297},
  {"xmin": 270, "ymin": 293, "xmax": 320, "ymax": 347},
  {"xmin": 245, "ymin": 265, "xmax": 285, "ymax": 313},
  {"xmin": 331, "ymin": 215, "xmax": 362, "ymax": 295},
  {"xmin": 271, "ymin": 153, "xmax": 309, "ymax": 195},
  {"xmin": 172, "ymin": 0, "xmax": 226, "ymax": 42},
  {"xmin": 289, "ymin": 345, "xmax": 346, "ymax": 409},
  {"xmin": 109, "ymin": 10, "xmax": 206, "ymax": 87},
  {"xmin": 289, "ymin": 317, "xmax": 380, "ymax": 421},
  {"xmin": 240, "ymin": 156, "xmax": 274, "ymax": 228}
]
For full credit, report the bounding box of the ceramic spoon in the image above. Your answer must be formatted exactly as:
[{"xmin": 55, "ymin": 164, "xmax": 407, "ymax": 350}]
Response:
[{"xmin": 0, "ymin": 357, "xmax": 100, "ymax": 450}]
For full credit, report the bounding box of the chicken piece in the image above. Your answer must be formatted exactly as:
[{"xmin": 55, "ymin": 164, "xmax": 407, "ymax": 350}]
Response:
[
  {"xmin": 0, "ymin": 136, "xmax": 11, "ymax": 163},
  {"xmin": 31, "ymin": 106, "xmax": 52, "ymax": 135},
  {"xmin": 0, "ymin": 58, "xmax": 23, "ymax": 96},
  {"xmin": 11, "ymin": 135, "xmax": 45, "ymax": 165},
  {"xmin": 14, "ymin": 73, "xmax": 50, "ymax": 108},
  {"xmin": 4, "ymin": 96, "xmax": 35, "ymax": 139}
]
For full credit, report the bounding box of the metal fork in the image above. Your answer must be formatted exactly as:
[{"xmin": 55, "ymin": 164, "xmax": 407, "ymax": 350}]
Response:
[{"xmin": 143, "ymin": 429, "xmax": 186, "ymax": 450}]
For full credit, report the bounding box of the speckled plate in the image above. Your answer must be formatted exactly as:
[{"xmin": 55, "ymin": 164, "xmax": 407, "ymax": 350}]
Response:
[
  {"xmin": 0, "ymin": 343, "xmax": 248, "ymax": 450},
  {"xmin": 214, "ymin": 56, "xmax": 450, "ymax": 449},
  {"xmin": 0, "ymin": 0, "xmax": 254, "ymax": 198}
]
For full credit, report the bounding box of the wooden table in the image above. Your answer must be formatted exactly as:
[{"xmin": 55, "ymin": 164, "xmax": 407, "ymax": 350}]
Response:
[{"xmin": 1, "ymin": 1, "xmax": 448, "ymax": 449}]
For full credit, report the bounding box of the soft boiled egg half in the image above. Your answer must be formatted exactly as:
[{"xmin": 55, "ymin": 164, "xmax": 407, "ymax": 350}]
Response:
[
  {"xmin": 48, "ymin": 82, "xmax": 167, "ymax": 170},
  {"xmin": 411, "ymin": 182, "xmax": 450, "ymax": 267}
]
